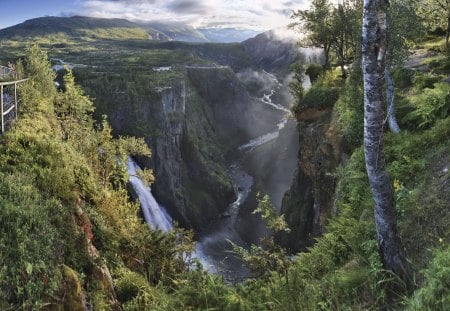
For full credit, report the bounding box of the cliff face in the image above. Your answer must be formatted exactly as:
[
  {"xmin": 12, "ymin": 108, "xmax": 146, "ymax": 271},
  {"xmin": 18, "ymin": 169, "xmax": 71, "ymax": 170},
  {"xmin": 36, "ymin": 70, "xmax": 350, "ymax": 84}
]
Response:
[
  {"xmin": 107, "ymin": 79, "xmax": 233, "ymax": 231},
  {"xmin": 280, "ymin": 107, "xmax": 342, "ymax": 252}
]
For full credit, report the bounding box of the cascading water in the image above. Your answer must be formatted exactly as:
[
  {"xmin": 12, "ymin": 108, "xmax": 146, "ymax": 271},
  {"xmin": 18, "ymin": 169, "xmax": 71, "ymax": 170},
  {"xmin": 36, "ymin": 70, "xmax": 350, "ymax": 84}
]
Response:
[
  {"xmin": 127, "ymin": 157, "xmax": 213, "ymax": 270},
  {"xmin": 127, "ymin": 157, "xmax": 173, "ymax": 232}
]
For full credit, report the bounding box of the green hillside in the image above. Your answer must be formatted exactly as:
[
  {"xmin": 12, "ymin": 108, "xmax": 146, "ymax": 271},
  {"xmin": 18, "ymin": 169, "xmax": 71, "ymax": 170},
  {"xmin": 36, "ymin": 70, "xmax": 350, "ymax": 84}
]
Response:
[{"xmin": 0, "ymin": 16, "xmax": 153, "ymax": 41}]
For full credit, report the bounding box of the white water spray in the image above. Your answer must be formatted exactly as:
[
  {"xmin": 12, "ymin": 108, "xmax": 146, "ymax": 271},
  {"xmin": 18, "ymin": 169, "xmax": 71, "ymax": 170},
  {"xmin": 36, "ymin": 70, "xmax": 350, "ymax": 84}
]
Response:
[{"xmin": 127, "ymin": 157, "xmax": 173, "ymax": 232}]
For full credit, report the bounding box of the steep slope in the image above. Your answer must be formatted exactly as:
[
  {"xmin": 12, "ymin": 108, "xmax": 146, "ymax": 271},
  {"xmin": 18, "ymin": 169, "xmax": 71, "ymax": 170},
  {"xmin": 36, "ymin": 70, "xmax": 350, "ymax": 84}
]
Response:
[
  {"xmin": 0, "ymin": 16, "xmax": 159, "ymax": 40},
  {"xmin": 104, "ymin": 77, "xmax": 235, "ymax": 231}
]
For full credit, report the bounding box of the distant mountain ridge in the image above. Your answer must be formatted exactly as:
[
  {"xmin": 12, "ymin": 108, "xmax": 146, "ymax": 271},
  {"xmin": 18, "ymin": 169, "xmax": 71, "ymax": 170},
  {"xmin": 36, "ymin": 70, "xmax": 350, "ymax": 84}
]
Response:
[
  {"xmin": 0, "ymin": 16, "xmax": 261, "ymax": 43},
  {"xmin": 0, "ymin": 16, "xmax": 154, "ymax": 40}
]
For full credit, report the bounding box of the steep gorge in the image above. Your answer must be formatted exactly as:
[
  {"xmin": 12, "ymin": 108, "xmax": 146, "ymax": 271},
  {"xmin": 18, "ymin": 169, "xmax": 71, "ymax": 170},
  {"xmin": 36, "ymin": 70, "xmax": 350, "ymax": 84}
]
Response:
[{"xmin": 76, "ymin": 31, "xmax": 331, "ymax": 257}]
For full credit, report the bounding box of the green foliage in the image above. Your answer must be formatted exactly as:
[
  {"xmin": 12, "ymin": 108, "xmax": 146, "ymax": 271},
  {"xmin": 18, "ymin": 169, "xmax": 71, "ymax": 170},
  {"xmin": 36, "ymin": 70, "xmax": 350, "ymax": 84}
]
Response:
[
  {"xmin": 407, "ymin": 246, "xmax": 450, "ymax": 310},
  {"xmin": 0, "ymin": 46, "xmax": 197, "ymax": 310},
  {"xmin": 334, "ymin": 73, "xmax": 364, "ymax": 149},
  {"xmin": 289, "ymin": 62, "xmax": 305, "ymax": 100},
  {"xmin": 305, "ymin": 63, "xmax": 324, "ymax": 83},
  {"xmin": 412, "ymin": 72, "xmax": 442, "ymax": 90},
  {"xmin": 387, "ymin": 0, "xmax": 423, "ymax": 67},
  {"xmin": 426, "ymin": 55, "xmax": 450, "ymax": 74},
  {"xmin": 233, "ymin": 195, "xmax": 291, "ymax": 280},
  {"xmin": 392, "ymin": 67, "xmax": 415, "ymax": 89},
  {"xmin": 402, "ymin": 82, "xmax": 450, "ymax": 129},
  {"xmin": 0, "ymin": 174, "xmax": 62, "ymax": 309},
  {"xmin": 115, "ymin": 268, "xmax": 153, "ymax": 303},
  {"xmin": 295, "ymin": 85, "xmax": 340, "ymax": 112},
  {"xmin": 20, "ymin": 44, "xmax": 57, "ymax": 112},
  {"xmin": 291, "ymin": 0, "xmax": 361, "ymax": 70},
  {"xmin": 253, "ymin": 194, "xmax": 290, "ymax": 233}
]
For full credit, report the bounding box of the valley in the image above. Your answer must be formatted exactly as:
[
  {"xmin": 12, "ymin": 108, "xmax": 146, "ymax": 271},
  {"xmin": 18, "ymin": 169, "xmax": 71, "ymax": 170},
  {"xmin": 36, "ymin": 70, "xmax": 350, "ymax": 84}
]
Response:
[
  {"xmin": 0, "ymin": 16, "xmax": 325, "ymax": 280},
  {"xmin": 1, "ymin": 5, "xmax": 449, "ymax": 309}
]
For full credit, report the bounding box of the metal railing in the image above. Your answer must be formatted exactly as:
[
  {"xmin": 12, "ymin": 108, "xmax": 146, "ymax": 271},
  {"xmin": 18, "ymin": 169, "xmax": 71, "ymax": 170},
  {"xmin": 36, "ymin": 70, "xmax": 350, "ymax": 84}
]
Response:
[{"xmin": 1, "ymin": 78, "xmax": 28, "ymax": 133}]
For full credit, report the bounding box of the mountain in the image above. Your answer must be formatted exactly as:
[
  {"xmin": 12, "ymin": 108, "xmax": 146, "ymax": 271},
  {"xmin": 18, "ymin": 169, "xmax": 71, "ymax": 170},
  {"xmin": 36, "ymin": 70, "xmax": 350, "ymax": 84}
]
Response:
[
  {"xmin": 198, "ymin": 28, "xmax": 261, "ymax": 43},
  {"xmin": 142, "ymin": 22, "xmax": 208, "ymax": 42},
  {"xmin": 0, "ymin": 16, "xmax": 260, "ymax": 43},
  {"xmin": 0, "ymin": 16, "xmax": 163, "ymax": 41}
]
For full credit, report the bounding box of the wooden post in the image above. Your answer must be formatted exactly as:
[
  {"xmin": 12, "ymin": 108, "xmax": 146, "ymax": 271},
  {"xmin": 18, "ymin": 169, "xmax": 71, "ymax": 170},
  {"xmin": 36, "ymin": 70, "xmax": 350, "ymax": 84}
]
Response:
[{"xmin": 1, "ymin": 84, "xmax": 3, "ymax": 133}]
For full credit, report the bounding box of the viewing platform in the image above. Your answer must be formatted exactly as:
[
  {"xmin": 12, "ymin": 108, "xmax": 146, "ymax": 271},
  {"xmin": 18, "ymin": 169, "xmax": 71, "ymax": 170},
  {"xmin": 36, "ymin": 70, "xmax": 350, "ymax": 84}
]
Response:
[{"xmin": 0, "ymin": 65, "xmax": 28, "ymax": 133}]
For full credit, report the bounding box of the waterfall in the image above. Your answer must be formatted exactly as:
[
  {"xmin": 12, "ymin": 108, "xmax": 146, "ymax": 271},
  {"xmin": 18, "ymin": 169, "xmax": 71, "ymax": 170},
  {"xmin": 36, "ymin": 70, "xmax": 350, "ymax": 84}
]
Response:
[
  {"xmin": 127, "ymin": 156, "xmax": 213, "ymax": 270},
  {"xmin": 127, "ymin": 157, "xmax": 172, "ymax": 232}
]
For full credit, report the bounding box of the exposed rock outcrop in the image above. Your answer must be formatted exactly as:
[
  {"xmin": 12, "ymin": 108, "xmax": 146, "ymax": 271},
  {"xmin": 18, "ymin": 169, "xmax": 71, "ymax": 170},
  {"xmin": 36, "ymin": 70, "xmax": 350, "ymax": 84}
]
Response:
[
  {"xmin": 106, "ymin": 76, "xmax": 240, "ymax": 231},
  {"xmin": 280, "ymin": 108, "xmax": 342, "ymax": 252}
]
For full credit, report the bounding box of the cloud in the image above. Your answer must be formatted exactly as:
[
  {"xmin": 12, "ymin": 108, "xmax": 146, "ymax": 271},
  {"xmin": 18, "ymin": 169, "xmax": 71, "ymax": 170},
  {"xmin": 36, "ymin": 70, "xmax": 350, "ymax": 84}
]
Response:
[
  {"xmin": 165, "ymin": 0, "xmax": 211, "ymax": 14},
  {"xmin": 76, "ymin": 0, "xmax": 309, "ymax": 30}
]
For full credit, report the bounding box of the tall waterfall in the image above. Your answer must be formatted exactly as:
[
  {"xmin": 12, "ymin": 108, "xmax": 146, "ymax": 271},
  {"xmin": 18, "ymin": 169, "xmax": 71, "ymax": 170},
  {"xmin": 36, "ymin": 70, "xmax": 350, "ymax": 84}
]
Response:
[
  {"xmin": 127, "ymin": 157, "xmax": 172, "ymax": 232},
  {"xmin": 127, "ymin": 156, "xmax": 213, "ymax": 270}
]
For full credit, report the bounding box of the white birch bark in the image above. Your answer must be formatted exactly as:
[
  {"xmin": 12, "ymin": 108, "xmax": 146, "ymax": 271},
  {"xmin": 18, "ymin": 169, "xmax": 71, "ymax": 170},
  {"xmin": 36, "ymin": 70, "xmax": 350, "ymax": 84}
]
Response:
[
  {"xmin": 362, "ymin": 0, "xmax": 411, "ymax": 288},
  {"xmin": 385, "ymin": 68, "xmax": 401, "ymax": 133}
]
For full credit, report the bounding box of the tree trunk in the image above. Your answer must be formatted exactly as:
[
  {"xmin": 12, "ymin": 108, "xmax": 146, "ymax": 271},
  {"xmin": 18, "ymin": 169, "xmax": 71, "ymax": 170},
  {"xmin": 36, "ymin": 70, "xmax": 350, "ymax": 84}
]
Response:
[
  {"xmin": 386, "ymin": 69, "xmax": 400, "ymax": 133},
  {"xmin": 361, "ymin": 0, "xmax": 411, "ymax": 288},
  {"xmin": 323, "ymin": 44, "xmax": 331, "ymax": 69}
]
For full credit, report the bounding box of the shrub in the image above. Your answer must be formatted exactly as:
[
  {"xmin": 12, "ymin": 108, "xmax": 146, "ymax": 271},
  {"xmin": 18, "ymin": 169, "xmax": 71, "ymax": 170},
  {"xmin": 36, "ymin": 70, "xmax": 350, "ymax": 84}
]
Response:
[
  {"xmin": 402, "ymin": 82, "xmax": 450, "ymax": 129},
  {"xmin": 407, "ymin": 247, "xmax": 450, "ymax": 310},
  {"xmin": 334, "ymin": 79, "xmax": 364, "ymax": 149},
  {"xmin": 115, "ymin": 268, "xmax": 151, "ymax": 303},
  {"xmin": 0, "ymin": 173, "xmax": 63, "ymax": 308},
  {"xmin": 412, "ymin": 72, "xmax": 441, "ymax": 90},
  {"xmin": 392, "ymin": 68, "xmax": 415, "ymax": 89},
  {"xmin": 297, "ymin": 86, "xmax": 341, "ymax": 112},
  {"xmin": 305, "ymin": 63, "xmax": 324, "ymax": 83}
]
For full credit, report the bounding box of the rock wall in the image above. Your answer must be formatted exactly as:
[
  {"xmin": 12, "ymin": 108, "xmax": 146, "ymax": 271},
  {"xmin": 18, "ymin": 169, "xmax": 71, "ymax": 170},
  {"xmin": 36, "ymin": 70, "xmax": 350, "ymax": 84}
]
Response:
[
  {"xmin": 280, "ymin": 108, "xmax": 342, "ymax": 252},
  {"xmin": 107, "ymin": 79, "xmax": 234, "ymax": 231}
]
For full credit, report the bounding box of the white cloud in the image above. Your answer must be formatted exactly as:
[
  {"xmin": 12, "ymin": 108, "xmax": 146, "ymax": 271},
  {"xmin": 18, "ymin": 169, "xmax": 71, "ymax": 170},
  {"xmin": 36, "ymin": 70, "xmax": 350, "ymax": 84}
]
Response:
[{"xmin": 77, "ymin": 0, "xmax": 309, "ymax": 30}]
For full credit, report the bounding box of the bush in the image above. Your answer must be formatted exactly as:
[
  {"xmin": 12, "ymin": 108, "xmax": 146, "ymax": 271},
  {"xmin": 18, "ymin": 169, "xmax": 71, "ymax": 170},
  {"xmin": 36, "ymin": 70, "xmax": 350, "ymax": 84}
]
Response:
[
  {"xmin": 115, "ymin": 268, "xmax": 151, "ymax": 303},
  {"xmin": 334, "ymin": 79, "xmax": 364, "ymax": 149},
  {"xmin": 0, "ymin": 173, "xmax": 63, "ymax": 308},
  {"xmin": 296, "ymin": 86, "xmax": 341, "ymax": 112},
  {"xmin": 392, "ymin": 68, "xmax": 415, "ymax": 89},
  {"xmin": 407, "ymin": 247, "xmax": 450, "ymax": 310},
  {"xmin": 412, "ymin": 72, "xmax": 441, "ymax": 90},
  {"xmin": 305, "ymin": 64, "xmax": 324, "ymax": 83},
  {"xmin": 402, "ymin": 82, "xmax": 450, "ymax": 129},
  {"xmin": 426, "ymin": 56, "xmax": 450, "ymax": 74}
]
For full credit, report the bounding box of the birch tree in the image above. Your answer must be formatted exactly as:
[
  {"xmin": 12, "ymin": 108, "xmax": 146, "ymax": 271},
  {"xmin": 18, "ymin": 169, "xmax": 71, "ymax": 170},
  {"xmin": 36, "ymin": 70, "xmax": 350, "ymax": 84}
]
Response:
[{"xmin": 361, "ymin": 0, "xmax": 412, "ymax": 287}]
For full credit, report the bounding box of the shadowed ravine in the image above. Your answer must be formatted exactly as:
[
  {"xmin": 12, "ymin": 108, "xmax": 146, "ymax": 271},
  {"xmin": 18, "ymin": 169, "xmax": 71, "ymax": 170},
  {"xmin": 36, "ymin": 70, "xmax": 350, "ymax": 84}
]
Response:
[{"xmin": 127, "ymin": 71, "xmax": 303, "ymax": 280}]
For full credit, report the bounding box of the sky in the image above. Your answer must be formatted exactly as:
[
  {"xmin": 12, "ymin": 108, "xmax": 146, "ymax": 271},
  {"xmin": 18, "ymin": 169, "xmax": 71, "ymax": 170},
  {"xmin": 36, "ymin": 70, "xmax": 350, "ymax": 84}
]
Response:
[{"xmin": 0, "ymin": 0, "xmax": 308, "ymax": 30}]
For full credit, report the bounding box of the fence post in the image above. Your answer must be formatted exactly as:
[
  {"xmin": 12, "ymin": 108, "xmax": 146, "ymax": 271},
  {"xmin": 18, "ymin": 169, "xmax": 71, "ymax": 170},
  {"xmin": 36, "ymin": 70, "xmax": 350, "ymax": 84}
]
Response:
[{"xmin": 14, "ymin": 82, "xmax": 18, "ymax": 120}]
